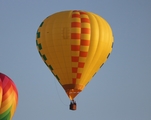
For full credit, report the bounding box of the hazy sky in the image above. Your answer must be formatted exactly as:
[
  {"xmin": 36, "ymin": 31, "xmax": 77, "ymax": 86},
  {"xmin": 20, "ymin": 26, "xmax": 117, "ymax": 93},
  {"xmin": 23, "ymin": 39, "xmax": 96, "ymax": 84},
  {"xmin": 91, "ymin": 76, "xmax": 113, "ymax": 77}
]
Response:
[{"xmin": 0, "ymin": 0, "xmax": 151, "ymax": 120}]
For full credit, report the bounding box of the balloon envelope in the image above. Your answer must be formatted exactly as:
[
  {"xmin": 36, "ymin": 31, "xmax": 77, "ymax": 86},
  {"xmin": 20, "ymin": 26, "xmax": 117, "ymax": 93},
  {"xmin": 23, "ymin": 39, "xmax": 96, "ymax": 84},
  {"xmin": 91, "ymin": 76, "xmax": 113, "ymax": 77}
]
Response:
[
  {"xmin": 36, "ymin": 10, "xmax": 114, "ymax": 100},
  {"xmin": 0, "ymin": 73, "xmax": 18, "ymax": 120}
]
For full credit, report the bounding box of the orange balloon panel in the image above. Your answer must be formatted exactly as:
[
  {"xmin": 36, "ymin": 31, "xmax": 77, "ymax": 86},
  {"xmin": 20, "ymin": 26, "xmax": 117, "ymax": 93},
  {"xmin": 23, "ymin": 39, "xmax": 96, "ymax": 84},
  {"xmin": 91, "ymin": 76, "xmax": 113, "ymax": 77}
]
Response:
[{"xmin": 36, "ymin": 10, "xmax": 114, "ymax": 100}]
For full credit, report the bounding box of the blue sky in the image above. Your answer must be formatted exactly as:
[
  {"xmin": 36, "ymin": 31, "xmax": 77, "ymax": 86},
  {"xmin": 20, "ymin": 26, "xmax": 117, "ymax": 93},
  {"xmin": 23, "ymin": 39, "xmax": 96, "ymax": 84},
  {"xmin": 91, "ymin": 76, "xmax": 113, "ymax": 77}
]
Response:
[{"xmin": 0, "ymin": 0, "xmax": 151, "ymax": 120}]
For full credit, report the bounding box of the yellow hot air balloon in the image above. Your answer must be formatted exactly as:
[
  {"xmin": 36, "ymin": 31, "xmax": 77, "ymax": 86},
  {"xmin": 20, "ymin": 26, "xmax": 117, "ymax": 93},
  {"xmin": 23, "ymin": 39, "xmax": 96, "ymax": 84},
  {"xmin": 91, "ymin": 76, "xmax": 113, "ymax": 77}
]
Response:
[{"xmin": 36, "ymin": 10, "xmax": 114, "ymax": 110}]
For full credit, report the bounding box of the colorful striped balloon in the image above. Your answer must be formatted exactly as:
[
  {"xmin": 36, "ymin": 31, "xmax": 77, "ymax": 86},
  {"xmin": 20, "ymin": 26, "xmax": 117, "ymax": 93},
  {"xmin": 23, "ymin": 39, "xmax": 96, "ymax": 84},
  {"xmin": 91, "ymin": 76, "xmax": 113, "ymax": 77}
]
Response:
[{"xmin": 0, "ymin": 73, "xmax": 18, "ymax": 120}]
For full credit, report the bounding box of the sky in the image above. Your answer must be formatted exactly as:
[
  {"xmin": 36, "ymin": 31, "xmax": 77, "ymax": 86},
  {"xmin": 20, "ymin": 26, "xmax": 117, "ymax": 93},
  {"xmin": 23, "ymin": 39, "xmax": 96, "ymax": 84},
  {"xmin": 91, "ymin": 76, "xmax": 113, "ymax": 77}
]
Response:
[{"xmin": 0, "ymin": 0, "xmax": 151, "ymax": 120}]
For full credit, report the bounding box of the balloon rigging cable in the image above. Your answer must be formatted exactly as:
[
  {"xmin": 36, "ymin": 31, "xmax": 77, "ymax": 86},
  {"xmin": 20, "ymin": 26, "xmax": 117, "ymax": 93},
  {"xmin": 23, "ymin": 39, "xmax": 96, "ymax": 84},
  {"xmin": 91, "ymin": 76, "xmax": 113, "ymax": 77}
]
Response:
[{"xmin": 53, "ymin": 76, "xmax": 68, "ymax": 106}]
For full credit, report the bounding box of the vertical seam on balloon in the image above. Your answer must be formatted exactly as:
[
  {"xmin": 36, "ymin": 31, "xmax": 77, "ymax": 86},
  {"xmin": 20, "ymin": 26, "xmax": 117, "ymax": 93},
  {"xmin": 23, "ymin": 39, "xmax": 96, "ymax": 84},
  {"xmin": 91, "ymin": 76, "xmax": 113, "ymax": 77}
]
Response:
[
  {"xmin": 37, "ymin": 18, "xmax": 60, "ymax": 81},
  {"xmin": 51, "ymin": 15, "xmax": 62, "ymax": 81},
  {"xmin": 71, "ymin": 11, "xmax": 90, "ymax": 84},
  {"xmin": 90, "ymin": 14, "xmax": 106, "ymax": 78},
  {"xmin": 78, "ymin": 11, "xmax": 90, "ymax": 83},
  {"xmin": 46, "ymin": 16, "xmax": 61, "ymax": 81},
  {"xmin": 71, "ymin": 11, "xmax": 81, "ymax": 84},
  {"xmin": 81, "ymin": 13, "xmax": 99, "ymax": 85},
  {"xmin": 83, "ymin": 14, "xmax": 112, "ymax": 85},
  {"xmin": 56, "ymin": 13, "xmax": 67, "ymax": 84},
  {"xmin": 90, "ymin": 14, "xmax": 101, "ymax": 74},
  {"xmin": 91, "ymin": 15, "xmax": 111, "ymax": 72}
]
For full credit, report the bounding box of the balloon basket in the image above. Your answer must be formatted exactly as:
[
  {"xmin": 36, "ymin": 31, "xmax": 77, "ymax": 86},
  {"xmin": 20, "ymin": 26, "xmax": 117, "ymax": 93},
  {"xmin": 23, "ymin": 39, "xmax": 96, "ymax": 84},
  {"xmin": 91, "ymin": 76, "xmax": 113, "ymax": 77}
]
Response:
[{"xmin": 69, "ymin": 100, "xmax": 77, "ymax": 110}]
